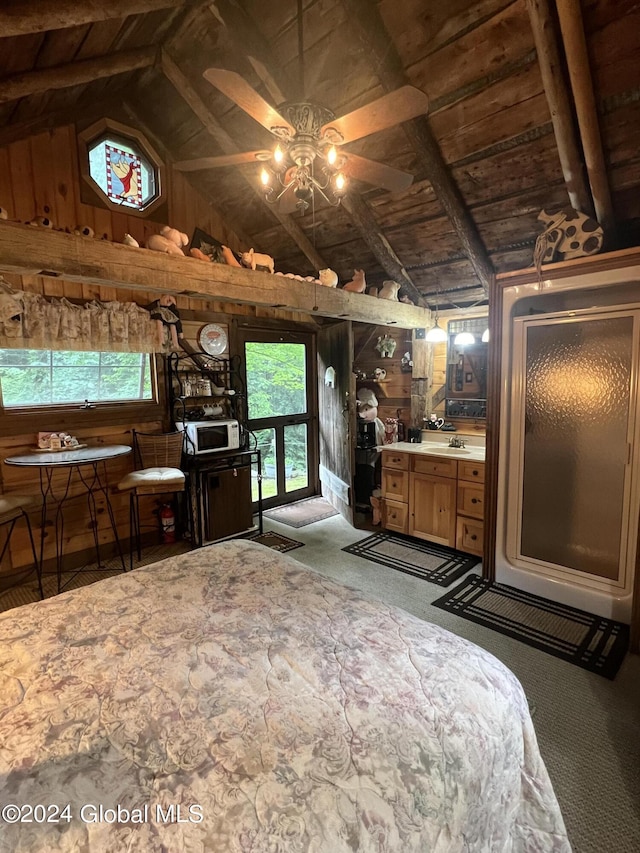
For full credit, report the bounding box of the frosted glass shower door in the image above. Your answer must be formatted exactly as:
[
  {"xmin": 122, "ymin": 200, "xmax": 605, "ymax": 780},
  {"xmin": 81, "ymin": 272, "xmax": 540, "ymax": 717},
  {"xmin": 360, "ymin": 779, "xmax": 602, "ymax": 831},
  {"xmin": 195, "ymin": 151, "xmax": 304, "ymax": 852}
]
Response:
[{"xmin": 508, "ymin": 311, "xmax": 638, "ymax": 589}]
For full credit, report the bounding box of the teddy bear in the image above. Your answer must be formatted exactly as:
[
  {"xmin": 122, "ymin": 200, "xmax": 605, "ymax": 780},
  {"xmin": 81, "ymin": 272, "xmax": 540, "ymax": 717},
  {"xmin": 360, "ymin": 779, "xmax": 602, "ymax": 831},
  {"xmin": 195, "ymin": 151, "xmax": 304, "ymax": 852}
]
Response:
[
  {"xmin": 378, "ymin": 280, "xmax": 400, "ymax": 300},
  {"xmin": 318, "ymin": 268, "xmax": 338, "ymax": 287},
  {"xmin": 146, "ymin": 225, "xmax": 189, "ymax": 256}
]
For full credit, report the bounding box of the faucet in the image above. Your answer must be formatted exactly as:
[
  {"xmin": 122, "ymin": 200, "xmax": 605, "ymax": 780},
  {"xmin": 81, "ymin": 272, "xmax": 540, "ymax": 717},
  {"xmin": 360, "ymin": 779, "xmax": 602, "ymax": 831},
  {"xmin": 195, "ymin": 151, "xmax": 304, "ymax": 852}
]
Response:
[{"xmin": 448, "ymin": 436, "xmax": 466, "ymax": 448}]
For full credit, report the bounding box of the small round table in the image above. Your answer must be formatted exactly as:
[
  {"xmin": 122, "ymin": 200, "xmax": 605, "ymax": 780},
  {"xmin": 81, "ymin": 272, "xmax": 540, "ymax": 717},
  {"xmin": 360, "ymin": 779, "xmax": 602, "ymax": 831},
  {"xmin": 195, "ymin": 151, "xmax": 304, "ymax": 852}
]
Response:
[{"xmin": 4, "ymin": 445, "xmax": 132, "ymax": 593}]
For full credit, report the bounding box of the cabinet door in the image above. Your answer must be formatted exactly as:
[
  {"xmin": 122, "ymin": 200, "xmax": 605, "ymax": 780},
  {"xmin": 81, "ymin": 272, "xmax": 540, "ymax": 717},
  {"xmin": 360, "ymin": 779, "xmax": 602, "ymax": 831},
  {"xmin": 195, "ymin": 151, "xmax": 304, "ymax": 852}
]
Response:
[
  {"xmin": 458, "ymin": 461, "xmax": 485, "ymax": 484},
  {"xmin": 384, "ymin": 499, "xmax": 408, "ymax": 534},
  {"xmin": 205, "ymin": 465, "xmax": 253, "ymax": 541},
  {"xmin": 382, "ymin": 451, "xmax": 409, "ymax": 471},
  {"xmin": 456, "ymin": 516, "xmax": 484, "ymax": 556},
  {"xmin": 457, "ymin": 482, "xmax": 485, "ymax": 519},
  {"xmin": 409, "ymin": 472, "xmax": 456, "ymax": 547},
  {"xmin": 382, "ymin": 468, "xmax": 409, "ymax": 502}
]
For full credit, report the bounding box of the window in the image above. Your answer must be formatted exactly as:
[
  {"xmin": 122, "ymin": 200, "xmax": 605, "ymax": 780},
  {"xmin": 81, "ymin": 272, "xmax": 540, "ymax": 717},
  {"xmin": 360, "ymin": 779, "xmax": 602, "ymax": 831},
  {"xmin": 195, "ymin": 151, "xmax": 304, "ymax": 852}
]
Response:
[
  {"xmin": 78, "ymin": 119, "xmax": 164, "ymax": 216},
  {"xmin": 0, "ymin": 349, "xmax": 153, "ymax": 408}
]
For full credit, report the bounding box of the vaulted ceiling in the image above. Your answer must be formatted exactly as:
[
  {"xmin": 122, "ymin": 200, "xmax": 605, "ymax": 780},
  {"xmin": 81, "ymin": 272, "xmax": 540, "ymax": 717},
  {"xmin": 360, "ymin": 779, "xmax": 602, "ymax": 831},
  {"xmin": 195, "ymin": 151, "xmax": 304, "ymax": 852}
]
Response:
[{"xmin": 1, "ymin": 0, "xmax": 639, "ymax": 308}]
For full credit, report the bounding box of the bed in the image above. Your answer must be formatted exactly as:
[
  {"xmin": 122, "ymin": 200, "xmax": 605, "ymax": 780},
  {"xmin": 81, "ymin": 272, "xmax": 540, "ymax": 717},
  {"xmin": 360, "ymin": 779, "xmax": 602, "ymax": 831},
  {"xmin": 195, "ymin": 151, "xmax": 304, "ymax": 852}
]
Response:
[{"xmin": 0, "ymin": 540, "xmax": 570, "ymax": 852}]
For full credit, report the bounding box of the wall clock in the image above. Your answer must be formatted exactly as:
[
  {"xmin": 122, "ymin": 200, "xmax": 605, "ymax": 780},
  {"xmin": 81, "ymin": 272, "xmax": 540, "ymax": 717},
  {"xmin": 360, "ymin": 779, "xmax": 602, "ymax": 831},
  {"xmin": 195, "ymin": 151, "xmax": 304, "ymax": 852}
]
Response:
[{"xmin": 198, "ymin": 323, "xmax": 228, "ymax": 355}]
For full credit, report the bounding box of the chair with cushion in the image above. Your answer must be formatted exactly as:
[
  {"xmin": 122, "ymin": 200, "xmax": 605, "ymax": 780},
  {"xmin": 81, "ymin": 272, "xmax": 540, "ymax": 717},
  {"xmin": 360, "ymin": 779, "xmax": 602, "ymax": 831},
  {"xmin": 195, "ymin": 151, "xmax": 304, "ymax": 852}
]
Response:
[
  {"xmin": 0, "ymin": 493, "xmax": 43, "ymax": 601},
  {"xmin": 117, "ymin": 431, "xmax": 186, "ymax": 569}
]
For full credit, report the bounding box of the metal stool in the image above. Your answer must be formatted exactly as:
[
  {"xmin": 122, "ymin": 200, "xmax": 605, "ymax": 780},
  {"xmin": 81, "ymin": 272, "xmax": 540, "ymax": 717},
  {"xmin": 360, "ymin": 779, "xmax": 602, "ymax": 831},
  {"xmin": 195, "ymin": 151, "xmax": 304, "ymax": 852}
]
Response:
[
  {"xmin": 0, "ymin": 494, "xmax": 43, "ymax": 600},
  {"xmin": 117, "ymin": 431, "xmax": 185, "ymax": 569}
]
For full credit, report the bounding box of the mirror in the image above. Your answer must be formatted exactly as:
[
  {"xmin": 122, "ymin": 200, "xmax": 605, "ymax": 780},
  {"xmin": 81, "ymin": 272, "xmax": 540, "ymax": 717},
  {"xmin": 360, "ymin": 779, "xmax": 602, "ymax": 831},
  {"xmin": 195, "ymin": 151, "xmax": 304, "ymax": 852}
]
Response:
[{"xmin": 445, "ymin": 317, "xmax": 488, "ymax": 420}]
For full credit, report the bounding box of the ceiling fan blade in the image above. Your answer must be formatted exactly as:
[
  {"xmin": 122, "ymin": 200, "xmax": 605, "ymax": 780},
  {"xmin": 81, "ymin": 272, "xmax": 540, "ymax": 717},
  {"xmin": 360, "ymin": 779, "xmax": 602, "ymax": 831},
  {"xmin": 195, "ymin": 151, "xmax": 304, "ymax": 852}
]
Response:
[
  {"xmin": 202, "ymin": 68, "xmax": 295, "ymax": 137},
  {"xmin": 173, "ymin": 151, "xmax": 272, "ymax": 172},
  {"xmin": 342, "ymin": 153, "xmax": 415, "ymax": 193},
  {"xmin": 321, "ymin": 86, "xmax": 429, "ymax": 145}
]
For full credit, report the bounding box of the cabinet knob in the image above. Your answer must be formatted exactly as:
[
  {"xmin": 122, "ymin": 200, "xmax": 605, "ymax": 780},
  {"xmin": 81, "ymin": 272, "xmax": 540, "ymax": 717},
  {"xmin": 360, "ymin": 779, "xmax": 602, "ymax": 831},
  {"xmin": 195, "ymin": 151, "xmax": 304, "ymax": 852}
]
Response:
[
  {"xmin": 471, "ymin": 534, "xmax": 477, "ymax": 541},
  {"xmin": 392, "ymin": 481, "xmax": 397, "ymax": 488},
  {"xmin": 472, "ymin": 470, "xmax": 479, "ymax": 476},
  {"xmin": 471, "ymin": 497, "xmax": 479, "ymax": 504}
]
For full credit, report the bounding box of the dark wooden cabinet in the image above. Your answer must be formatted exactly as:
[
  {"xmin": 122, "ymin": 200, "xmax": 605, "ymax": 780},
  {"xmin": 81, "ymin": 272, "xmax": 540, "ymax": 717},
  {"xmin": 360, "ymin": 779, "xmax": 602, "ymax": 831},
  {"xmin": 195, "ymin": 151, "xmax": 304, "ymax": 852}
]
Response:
[{"xmin": 184, "ymin": 450, "xmax": 262, "ymax": 546}]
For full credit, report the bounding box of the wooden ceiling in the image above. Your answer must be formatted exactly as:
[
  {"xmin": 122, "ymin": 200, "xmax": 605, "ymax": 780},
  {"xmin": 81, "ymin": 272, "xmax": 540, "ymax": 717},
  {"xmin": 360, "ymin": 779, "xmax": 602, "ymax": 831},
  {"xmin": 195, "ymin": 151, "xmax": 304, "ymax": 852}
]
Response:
[{"xmin": 1, "ymin": 0, "xmax": 639, "ymax": 309}]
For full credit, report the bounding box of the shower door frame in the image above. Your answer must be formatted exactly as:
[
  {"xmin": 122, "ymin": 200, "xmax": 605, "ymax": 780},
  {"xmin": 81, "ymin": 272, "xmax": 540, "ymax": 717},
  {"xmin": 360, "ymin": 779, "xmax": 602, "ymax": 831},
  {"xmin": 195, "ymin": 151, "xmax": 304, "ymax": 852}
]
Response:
[
  {"xmin": 505, "ymin": 306, "xmax": 640, "ymax": 606},
  {"xmin": 489, "ymin": 253, "xmax": 640, "ymax": 630}
]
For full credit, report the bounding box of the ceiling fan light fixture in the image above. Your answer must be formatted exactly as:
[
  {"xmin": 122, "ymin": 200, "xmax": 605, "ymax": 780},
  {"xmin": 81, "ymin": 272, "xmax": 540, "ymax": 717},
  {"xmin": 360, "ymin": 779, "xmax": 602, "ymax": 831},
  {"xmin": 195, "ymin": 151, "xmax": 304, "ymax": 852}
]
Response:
[
  {"xmin": 273, "ymin": 144, "xmax": 285, "ymax": 165},
  {"xmin": 327, "ymin": 145, "xmax": 338, "ymax": 166},
  {"xmin": 260, "ymin": 167, "xmax": 272, "ymax": 187}
]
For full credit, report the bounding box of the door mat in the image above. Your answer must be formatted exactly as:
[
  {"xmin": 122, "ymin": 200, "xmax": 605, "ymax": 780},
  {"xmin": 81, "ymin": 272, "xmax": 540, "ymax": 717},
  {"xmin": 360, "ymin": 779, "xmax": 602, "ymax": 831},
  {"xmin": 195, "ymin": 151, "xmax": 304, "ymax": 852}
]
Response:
[
  {"xmin": 342, "ymin": 531, "xmax": 480, "ymax": 587},
  {"xmin": 247, "ymin": 531, "xmax": 304, "ymax": 553},
  {"xmin": 432, "ymin": 574, "xmax": 629, "ymax": 679},
  {"xmin": 263, "ymin": 496, "xmax": 339, "ymax": 528}
]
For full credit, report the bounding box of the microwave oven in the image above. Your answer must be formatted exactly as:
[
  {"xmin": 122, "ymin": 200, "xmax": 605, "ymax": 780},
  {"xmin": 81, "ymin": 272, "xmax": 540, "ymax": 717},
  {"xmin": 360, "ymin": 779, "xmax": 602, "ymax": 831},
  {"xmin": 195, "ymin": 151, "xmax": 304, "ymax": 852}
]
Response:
[{"xmin": 177, "ymin": 419, "xmax": 241, "ymax": 455}]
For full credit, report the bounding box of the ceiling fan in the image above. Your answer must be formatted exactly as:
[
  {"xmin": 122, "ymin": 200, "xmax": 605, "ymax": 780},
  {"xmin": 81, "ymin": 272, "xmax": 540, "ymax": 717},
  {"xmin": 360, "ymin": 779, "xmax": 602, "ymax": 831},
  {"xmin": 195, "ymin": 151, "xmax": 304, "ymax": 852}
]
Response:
[{"xmin": 173, "ymin": 12, "xmax": 429, "ymax": 211}]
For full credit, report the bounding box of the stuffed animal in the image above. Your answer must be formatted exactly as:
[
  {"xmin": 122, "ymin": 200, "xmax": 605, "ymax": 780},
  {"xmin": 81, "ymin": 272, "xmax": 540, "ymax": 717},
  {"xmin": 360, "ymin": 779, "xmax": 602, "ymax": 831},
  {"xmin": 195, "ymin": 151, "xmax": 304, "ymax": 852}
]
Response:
[
  {"xmin": 146, "ymin": 226, "xmax": 189, "ymax": 256},
  {"xmin": 378, "ymin": 280, "xmax": 400, "ymax": 300},
  {"xmin": 221, "ymin": 245, "xmax": 241, "ymax": 267},
  {"xmin": 146, "ymin": 294, "xmax": 183, "ymax": 351},
  {"xmin": 343, "ymin": 269, "xmax": 366, "ymax": 293},
  {"xmin": 240, "ymin": 248, "xmax": 275, "ymax": 273},
  {"xmin": 533, "ymin": 207, "xmax": 603, "ymax": 273},
  {"xmin": 189, "ymin": 247, "xmax": 212, "ymax": 262},
  {"xmin": 122, "ymin": 233, "xmax": 139, "ymax": 247},
  {"xmin": 318, "ymin": 268, "xmax": 338, "ymax": 287},
  {"xmin": 73, "ymin": 225, "xmax": 94, "ymax": 238},
  {"xmin": 376, "ymin": 334, "xmax": 397, "ymax": 358}
]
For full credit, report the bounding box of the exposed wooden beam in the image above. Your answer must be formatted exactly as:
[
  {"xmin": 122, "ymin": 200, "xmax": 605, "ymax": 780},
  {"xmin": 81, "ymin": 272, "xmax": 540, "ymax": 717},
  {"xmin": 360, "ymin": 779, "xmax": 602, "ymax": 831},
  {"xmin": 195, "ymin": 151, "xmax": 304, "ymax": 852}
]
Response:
[
  {"xmin": 0, "ymin": 48, "xmax": 158, "ymax": 105},
  {"xmin": 342, "ymin": 194, "xmax": 425, "ymax": 306},
  {"xmin": 160, "ymin": 50, "xmax": 328, "ymax": 272},
  {"xmin": 524, "ymin": 0, "xmax": 593, "ymax": 215},
  {"xmin": 555, "ymin": 0, "xmax": 616, "ymax": 237},
  {"xmin": 208, "ymin": 2, "xmax": 291, "ymax": 105},
  {"xmin": 339, "ymin": 0, "xmax": 494, "ymax": 295},
  {"xmin": 0, "ymin": 0, "xmax": 205, "ymax": 37},
  {"xmin": 0, "ymin": 222, "xmax": 430, "ymax": 329}
]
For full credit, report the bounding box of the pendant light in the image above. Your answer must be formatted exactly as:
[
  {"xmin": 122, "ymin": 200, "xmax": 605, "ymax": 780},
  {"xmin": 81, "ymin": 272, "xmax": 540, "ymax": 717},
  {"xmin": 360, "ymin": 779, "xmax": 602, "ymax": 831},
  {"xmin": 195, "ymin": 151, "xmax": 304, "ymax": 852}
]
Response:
[
  {"xmin": 454, "ymin": 331, "xmax": 475, "ymax": 346},
  {"xmin": 426, "ymin": 290, "xmax": 447, "ymax": 342}
]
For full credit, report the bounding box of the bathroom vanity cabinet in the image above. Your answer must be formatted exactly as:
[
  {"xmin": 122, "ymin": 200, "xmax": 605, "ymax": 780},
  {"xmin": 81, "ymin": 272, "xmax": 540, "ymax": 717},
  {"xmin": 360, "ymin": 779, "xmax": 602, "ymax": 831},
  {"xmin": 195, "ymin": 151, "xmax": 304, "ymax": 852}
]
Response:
[{"xmin": 381, "ymin": 446, "xmax": 485, "ymax": 555}]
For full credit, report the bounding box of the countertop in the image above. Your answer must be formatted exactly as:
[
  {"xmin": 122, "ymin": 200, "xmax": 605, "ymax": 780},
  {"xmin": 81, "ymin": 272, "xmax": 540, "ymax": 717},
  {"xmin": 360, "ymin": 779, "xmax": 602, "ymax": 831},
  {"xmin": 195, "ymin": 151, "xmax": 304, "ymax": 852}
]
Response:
[{"xmin": 380, "ymin": 440, "xmax": 486, "ymax": 463}]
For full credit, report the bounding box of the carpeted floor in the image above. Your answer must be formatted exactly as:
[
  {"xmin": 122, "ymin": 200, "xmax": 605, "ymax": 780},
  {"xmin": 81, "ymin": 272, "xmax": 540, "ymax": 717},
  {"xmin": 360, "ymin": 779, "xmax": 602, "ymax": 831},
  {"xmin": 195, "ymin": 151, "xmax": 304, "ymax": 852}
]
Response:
[
  {"xmin": 342, "ymin": 530, "xmax": 480, "ymax": 586},
  {"xmin": 432, "ymin": 574, "xmax": 629, "ymax": 679},
  {"xmin": 263, "ymin": 495, "xmax": 338, "ymax": 527}
]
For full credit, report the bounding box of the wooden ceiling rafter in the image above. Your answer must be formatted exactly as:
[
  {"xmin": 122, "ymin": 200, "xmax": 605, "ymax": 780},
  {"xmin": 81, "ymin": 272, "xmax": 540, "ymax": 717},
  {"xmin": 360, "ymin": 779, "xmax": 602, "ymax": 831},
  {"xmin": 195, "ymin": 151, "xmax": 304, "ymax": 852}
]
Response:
[
  {"xmin": 0, "ymin": 0, "xmax": 208, "ymax": 38},
  {"xmin": 207, "ymin": 0, "xmax": 424, "ymax": 303},
  {"xmin": 0, "ymin": 47, "xmax": 158, "ymax": 105},
  {"xmin": 159, "ymin": 49, "xmax": 328, "ymax": 272},
  {"xmin": 339, "ymin": 0, "xmax": 494, "ymax": 296},
  {"xmin": 524, "ymin": 0, "xmax": 593, "ymax": 215},
  {"xmin": 555, "ymin": 0, "xmax": 616, "ymax": 238}
]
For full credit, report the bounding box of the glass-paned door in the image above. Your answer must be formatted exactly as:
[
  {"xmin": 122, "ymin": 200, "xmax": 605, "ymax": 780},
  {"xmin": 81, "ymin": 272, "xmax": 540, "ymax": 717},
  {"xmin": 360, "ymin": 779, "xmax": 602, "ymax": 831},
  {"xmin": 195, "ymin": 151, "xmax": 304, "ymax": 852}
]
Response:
[{"xmin": 241, "ymin": 329, "xmax": 317, "ymax": 509}]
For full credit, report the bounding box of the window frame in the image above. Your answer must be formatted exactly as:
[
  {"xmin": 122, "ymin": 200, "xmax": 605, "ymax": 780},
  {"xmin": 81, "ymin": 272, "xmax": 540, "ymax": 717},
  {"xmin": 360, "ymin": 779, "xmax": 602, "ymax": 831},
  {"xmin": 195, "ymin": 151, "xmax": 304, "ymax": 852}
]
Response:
[
  {"xmin": 0, "ymin": 352, "xmax": 165, "ymax": 438},
  {"xmin": 77, "ymin": 118, "xmax": 165, "ymax": 218}
]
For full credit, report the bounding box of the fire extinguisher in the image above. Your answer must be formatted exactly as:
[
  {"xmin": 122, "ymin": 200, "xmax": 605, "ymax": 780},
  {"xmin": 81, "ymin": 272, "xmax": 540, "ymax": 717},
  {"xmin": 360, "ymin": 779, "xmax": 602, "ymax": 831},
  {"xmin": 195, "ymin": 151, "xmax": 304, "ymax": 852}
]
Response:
[{"xmin": 159, "ymin": 502, "xmax": 176, "ymax": 543}]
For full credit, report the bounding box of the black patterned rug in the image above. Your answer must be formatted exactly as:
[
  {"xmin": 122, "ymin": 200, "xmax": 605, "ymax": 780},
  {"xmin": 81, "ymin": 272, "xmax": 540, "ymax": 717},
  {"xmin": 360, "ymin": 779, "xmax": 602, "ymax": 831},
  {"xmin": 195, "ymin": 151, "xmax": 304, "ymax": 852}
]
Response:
[
  {"xmin": 342, "ymin": 531, "xmax": 480, "ymax": 587},
  {"xmin": 247, "ymin": 531, "xmax": 304, "ymax": 553},
  {"xmin": 432, "ymin": 574, "xmax": 629, "ymax": 679}
]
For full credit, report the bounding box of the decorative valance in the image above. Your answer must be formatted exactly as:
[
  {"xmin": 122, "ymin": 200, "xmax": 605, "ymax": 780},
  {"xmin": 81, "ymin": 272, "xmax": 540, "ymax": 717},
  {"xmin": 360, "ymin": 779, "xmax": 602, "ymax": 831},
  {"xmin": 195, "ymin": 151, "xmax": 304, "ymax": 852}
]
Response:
[{"xmin": 0, "ymin": 280, "xmax": 156, "ymax": 353}]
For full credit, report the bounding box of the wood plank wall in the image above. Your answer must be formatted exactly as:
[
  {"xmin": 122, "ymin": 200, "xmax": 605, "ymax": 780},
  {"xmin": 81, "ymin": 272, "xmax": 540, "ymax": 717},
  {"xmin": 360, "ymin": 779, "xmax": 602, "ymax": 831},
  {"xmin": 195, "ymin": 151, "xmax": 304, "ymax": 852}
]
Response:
[{"xmin": 0, "ymin": 123, "xmax": 309, "ymax": 577}]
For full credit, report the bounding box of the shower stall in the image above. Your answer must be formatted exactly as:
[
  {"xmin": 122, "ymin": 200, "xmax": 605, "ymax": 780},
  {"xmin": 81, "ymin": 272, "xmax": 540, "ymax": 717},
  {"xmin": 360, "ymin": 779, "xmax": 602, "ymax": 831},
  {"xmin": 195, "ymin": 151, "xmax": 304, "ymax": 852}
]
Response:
[{"xmin": 494, "ymin": 260, "xmax": 640, "ymax": 622}]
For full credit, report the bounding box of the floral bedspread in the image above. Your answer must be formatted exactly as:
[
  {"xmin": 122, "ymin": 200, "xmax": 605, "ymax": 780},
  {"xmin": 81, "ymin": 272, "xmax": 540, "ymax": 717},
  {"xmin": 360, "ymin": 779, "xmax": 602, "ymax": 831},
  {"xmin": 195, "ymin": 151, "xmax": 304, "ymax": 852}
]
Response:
[{"xmin": 0, "ymin": 540, "xmax": 570, "ymax": 852}]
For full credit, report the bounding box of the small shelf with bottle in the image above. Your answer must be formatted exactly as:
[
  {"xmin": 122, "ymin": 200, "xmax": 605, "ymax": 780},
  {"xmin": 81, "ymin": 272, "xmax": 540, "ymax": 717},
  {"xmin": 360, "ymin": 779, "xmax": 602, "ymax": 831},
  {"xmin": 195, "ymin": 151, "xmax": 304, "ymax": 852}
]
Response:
[{"xmin": 167, "ymin": 341, "xmax": 246, "ymax": 429}]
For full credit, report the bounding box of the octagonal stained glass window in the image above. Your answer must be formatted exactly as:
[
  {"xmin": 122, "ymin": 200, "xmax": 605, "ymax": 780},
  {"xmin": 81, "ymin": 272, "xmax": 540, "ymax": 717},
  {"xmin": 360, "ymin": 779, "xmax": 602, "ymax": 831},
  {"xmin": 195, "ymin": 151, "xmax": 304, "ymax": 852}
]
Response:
[{"xmin": 88, "ymin": 136, "xmax": 158, "ymax": 210}]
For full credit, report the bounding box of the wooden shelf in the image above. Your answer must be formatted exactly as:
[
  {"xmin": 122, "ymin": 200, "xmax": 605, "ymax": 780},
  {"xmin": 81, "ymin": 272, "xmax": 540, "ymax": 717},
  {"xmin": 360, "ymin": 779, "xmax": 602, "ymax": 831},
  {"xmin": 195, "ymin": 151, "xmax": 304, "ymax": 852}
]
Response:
[{"xmin": 0, "ymin": 221, "xmax": 431, "ymax": 329}]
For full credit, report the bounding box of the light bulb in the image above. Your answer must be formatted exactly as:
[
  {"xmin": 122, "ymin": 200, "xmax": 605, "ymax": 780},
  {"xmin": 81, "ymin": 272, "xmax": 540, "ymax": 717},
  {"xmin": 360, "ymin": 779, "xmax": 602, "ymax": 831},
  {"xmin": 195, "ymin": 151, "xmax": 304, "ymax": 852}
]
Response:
[
  {"xmin": 454, "ymin": 331, "xmax": 475, "ymax": 346},
  {"xmin": 260, "ymin": 168, "xmax": 271, "ymax": 187},
  {"xmin": 425, "ymin": 319, "xmax": 448, "ymax": 342},
  {"xmin": 334, "ymin": 172, "xmax": 346, "ymax": 191},
  {"xmin": 482, "ymin": 328, "xmax": 490, "ymax": 342},
  {"xmin": 273, "ymin": 145, "xmax": 284, "ymax": 164},
  {"xmin": 327, "ymin": 146, "xmax": 337, "ymax": 166}
]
